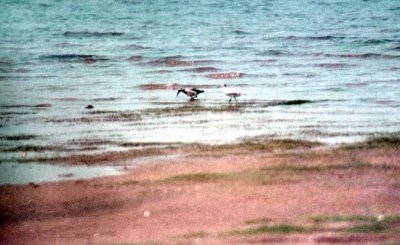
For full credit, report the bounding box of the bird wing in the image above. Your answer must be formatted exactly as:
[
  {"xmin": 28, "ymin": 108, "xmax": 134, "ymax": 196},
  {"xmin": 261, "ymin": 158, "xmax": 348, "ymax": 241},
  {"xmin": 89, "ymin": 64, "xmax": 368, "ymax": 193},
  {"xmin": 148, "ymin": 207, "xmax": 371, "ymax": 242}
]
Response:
[
  {"xmin": 223, "ymin": 87, "xmax": 241, "ymax": 96},
  {"xmin": 191, "ymin": 88, "xmax": 204, "ymax": 93}
]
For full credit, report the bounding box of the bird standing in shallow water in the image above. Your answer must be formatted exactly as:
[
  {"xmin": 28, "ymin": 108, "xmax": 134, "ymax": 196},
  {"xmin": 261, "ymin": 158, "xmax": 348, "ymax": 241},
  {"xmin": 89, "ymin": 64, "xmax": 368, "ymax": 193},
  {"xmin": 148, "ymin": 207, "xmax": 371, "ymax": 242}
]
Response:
[
  {"xmin": 220, "ymin": 84, "xmax": 245, "ymax": 103},
  {"xmin": 176, "ymin": 87, "xmax": 204, "ymax": 100}
]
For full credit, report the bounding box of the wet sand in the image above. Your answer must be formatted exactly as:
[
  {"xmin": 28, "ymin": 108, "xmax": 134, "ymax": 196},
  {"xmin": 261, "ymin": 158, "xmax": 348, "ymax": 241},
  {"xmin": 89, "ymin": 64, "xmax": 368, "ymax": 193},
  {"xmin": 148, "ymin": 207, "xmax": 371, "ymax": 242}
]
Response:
[{"xmin": 1, "ymin": 138, "xmax": 400, "ymax": 244}]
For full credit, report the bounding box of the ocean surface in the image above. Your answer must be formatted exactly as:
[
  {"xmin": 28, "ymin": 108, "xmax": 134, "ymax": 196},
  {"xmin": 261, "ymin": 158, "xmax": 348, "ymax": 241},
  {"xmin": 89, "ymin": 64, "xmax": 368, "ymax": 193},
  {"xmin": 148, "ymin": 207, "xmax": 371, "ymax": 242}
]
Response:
[{"xmin": 1, "ymin": 0, "xmax": 400, "ymax": 184}]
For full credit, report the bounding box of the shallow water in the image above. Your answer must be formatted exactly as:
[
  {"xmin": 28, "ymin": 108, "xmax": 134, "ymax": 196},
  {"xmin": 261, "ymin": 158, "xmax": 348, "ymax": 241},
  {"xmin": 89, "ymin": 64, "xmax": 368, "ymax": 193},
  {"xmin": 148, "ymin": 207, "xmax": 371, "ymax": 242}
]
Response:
[
  {"xmin": 1, "ymin": 0, "xmax": 400, "ymax": 183},
  {"xmin": 0, "ymin": 162, "xmax": 124, "ymax": 185}
]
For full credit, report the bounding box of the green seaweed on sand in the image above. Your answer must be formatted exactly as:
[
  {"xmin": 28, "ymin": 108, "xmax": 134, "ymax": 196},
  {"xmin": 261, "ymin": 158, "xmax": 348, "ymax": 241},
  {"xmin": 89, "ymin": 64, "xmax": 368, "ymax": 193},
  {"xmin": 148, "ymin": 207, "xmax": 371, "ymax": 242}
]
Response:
[
  {"xmin": 164, "ymin": 172, "xmax": 230, "ymax": 183},
  {"xmin": 311, "ymin": 215, "xmax": 374, "ymax": 223},
  {"xmin": 229, "ymin": 224, "xmax": 311, "ymax": 235},
  {"xmin": 311, "ymin": 215, "xmax": 400, "ymax": 234},
  {"xmin": 180, "ymin": 231, "xmax": 210, "ymax": 239},
  {"xmin": 341, "ymin": 223, "xmax": 386, "ymax": 233},
  {"xmin": 245, "ymin": 217, "xmax": 272, "ymax": 225},
  {"xmin": 261, "ymin": 162, "xmax": 398, "ymax": 173}
]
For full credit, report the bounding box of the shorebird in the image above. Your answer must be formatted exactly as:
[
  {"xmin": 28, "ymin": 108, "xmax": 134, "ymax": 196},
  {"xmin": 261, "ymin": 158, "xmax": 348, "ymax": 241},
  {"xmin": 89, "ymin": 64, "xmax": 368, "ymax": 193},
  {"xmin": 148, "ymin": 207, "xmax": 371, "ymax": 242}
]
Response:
[
  {"xmin": 220, "ymin": 84, "xmax": 245, "ymax": 103},
  {"xmin": 176, "ymin": 87, "xmax": 204, "ymax": 100}
]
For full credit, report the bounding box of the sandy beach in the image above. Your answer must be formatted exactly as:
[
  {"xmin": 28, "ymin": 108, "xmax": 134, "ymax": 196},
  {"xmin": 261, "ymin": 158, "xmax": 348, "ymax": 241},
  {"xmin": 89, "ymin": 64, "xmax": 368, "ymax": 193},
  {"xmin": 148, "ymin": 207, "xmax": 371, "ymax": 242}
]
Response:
[{"xmin": 1, "ymin": 137, "xmax": 399, "ymax": 244}]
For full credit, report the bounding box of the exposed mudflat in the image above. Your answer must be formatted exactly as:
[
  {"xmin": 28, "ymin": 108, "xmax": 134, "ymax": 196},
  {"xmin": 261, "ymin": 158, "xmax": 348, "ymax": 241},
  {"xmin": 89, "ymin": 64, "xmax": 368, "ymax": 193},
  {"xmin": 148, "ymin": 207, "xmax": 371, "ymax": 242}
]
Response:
[{"xmin": 1, "ymin": 137, "xmax": 399, "ymax": 244}]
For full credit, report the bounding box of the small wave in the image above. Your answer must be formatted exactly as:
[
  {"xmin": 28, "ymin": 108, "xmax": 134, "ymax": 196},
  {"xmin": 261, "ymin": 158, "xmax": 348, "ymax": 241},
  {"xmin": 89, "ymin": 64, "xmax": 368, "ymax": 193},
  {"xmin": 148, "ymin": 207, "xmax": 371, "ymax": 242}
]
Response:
[
  {"xmin": 0, "ymin": 76, "xmax": 12, "ymax": 80},
  {"xmin": 258, "ymin": 50, "xmax": 293, "ymax": 56},
  {"xmin": 34, "ymin": 103, "xmax": 52, "ymax": 108},
  {"xmin": 41, "ymin": 54, "xmax": 109, "ymax": 63},
  {"xmin": 183, "ymin": 67, "xmax": 220, "ymax": 73},
  {"xmin": 286, "ymin": 35, "xmax": 342, "ymax": 40},
  {"xmin": 127, "ymin": 55, "xmax": 143, "ymax": 61},
  {"xmin": 346, "ymin": 82, "xmax": 368, "ymax": 88},
  {"xmin": 62, "ymin": 31, "xmax": 124, "ymax": 38},
  {"xmin": 232, "ymin": 30, "xmax": 251, "ymax": 35},
  {"xmin": 389, "ymin": 45, "xmax": 400, "ymax": 51},
  {"xmin": 274, "ymin": 100, "xmax": 313, "ymax": 106},
  {"xmin": 0, "ymin": 103, "xmax": 52, "ymax": 109},
  {"xmin": 354, "ymin": 38, "xmax": 397, "ymax": 45},
  {"xmin": 148, "ymin": 58, "xmax": 215, "ymax": 67},
  {"xmin": 52, "ymin": 98, "xmax": 81, "ymax": 102},
  {"xmin": 376, "ymin": 100, "xmax": 397, "ymax": 105},
  {"xmin": 138, "ymin": 83, "xmax": 216, "ymax": 91},
  {"xmin": 126, "ymin": 44, "xmax": 151, "ymax": 50},
  {"xmin": 315, "ymin": 63, "xmax": 350, "ymax": 68},
  {"xmin": 206, "ymin": 72, "xmax": 242, "ymax": 79},
  {"xmin": 326, "ymin": 53, "xmax": 400, "ymax": 59},
  {"xmin": 149, "ymin": 59, "xmax": 194, "ymax": 66},
  {"xmin": 0, "ymin": 104, "xmax": 31, "ymax": 109},
  {"xmin": 92, "ymin": 97, "xmax": 120, "ymax": 102},
  {"xmin": 145, "ymin": 70, "xmax": 173, "ymax": 74},
  {"xmin": 0, "ymin": 59, "xmax": 13, "ymax": 66},
  {"xmin": 282, "ymin": 72, "xmax": 315, "ymax": 78}
]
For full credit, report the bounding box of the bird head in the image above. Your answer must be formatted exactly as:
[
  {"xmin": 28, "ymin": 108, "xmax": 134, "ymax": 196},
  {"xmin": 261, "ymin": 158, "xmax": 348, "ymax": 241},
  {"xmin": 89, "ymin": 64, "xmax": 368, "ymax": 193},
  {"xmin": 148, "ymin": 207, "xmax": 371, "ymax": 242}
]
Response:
[
  {"xmin": 218, "ymin": 84, "xmax": 227, "ymax": 88},
  {"xmin": 176, "ymin": 89, "xmax": 184, "ymax": 96}
]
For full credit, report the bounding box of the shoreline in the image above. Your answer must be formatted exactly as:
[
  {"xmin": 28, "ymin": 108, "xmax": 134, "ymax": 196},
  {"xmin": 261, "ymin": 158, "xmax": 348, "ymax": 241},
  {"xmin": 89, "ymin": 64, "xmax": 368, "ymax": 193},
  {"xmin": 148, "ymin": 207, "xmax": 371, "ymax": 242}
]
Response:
[
  {"xmin": 1, "ymin": 135, "xmax": 399, "ymax": 244},
  {"xmin": 2, "ymin": 137, "xmax": 326, "ymax": 186},
  {"xmin": 0, "ymin": 134, "xmax": 396, "ymax": 186}
]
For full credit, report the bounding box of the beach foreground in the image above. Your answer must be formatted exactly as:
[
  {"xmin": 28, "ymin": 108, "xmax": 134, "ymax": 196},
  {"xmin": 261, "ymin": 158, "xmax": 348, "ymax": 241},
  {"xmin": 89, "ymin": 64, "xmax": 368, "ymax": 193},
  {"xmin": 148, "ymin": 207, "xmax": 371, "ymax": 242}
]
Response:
[{"xmin": 1, "ymin": 137, "xmax": 400, "ymax": 244}]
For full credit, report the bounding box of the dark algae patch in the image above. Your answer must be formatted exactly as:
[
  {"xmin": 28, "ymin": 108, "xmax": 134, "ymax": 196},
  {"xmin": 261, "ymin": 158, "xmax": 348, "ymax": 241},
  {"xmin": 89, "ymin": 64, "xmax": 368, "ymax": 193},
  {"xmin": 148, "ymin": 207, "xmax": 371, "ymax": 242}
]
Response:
[
  {"xmin": 342, "ymin": 133, "xmax": 400, "ymax": 149},
  {"xmin": 277, "ymin": 100, "xmax": 312, "ymax": 106},
  {"xmin": 0, "ymin": 134, "xmax": 37, "ymax": 141},
  {"xmin": 364, "ymin": 134, "xmax": 400, "ymax": 147},
  {"xmin": 2, "ymin": 145, "xmax": 63, "ymax": 152}
]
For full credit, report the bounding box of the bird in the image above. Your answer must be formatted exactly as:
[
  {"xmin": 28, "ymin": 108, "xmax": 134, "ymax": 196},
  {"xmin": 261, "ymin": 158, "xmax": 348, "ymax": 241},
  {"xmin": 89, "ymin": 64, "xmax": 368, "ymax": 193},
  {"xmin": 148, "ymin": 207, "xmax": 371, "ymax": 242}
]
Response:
[
  {"xmin": 219, "ymin": 84, "xmax": 245, "ymax": 103},
  {"xmin": 176, "ymin": 87, "xmax": 204, "ymax": 100}
]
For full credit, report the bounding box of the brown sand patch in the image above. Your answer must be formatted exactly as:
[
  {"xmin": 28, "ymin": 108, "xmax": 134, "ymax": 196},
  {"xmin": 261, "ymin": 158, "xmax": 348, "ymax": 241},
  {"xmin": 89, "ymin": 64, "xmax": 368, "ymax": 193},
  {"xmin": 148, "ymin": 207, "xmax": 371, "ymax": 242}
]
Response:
[{"xmin": 1, "ymin": 140, "xmax": 400, "ymax": 244}]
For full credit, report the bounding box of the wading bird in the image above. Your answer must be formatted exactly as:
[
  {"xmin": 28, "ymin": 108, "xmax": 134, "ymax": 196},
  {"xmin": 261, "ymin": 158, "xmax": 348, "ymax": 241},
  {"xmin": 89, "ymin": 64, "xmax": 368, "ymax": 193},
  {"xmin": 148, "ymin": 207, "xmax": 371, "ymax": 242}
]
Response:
[
  {"xmin": 220, "ymin": 84, "xmax": 245, "ymax": 103},
  {"xmin": 176, "ymin": 87, "xmax": 204, "ymax": 100}
]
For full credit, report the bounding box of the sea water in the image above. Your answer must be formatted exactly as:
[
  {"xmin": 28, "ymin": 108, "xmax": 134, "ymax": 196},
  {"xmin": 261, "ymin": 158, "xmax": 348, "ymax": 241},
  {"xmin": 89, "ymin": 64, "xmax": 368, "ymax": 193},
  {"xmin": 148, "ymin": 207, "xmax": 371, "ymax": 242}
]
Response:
[{"xmin": 1, "ymin": 0, "xmax": 399, "ymax": 184}]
